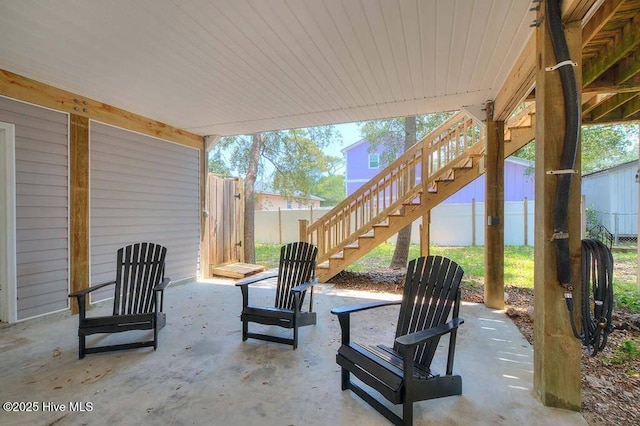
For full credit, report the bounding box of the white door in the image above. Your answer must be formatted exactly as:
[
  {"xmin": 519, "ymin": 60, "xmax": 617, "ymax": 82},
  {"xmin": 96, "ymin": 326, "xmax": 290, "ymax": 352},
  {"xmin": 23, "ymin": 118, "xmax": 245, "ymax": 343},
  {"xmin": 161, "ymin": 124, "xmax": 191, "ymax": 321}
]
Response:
[{"xmin": 0, "ymin": 122, "xmax": 17, "ymax": 323}]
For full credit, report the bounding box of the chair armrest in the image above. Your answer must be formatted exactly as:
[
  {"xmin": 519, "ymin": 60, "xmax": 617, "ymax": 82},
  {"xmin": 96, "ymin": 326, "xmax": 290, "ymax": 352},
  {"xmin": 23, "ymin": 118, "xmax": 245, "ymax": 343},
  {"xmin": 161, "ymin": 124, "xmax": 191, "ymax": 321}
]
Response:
[
  {"xmin": 332, "ymin": 300, "xmax": 402, "ymax": 345},
  {"xmin": 235, "ymin": 272, "xmax": 278, "ymax": 287},
  {"xmin": 292, "ymin": 277, "xmax": 318, "ymax": 293},
  {"xmin": 154, "ymin": 277, "xmax": 171, "ymax": 291},
  {"xmin": 331, "ymin": 300, "xmax": 401, "ymax": 316},
  {"xmin": 395, "ymin": 317, "xmax": 464, "ymax": 348},
  {"xmin": 68, "ymin": 281, "xmax": 116, "ymax": 298}
]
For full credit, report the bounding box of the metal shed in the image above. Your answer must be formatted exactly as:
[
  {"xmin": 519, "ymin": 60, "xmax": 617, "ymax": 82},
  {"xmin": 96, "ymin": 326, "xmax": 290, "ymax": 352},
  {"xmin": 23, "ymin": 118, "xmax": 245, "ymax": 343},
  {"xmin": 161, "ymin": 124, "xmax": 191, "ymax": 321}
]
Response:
[{"xmin": 582, "ymin": 160, "xmax": 639, "ymax": 241}]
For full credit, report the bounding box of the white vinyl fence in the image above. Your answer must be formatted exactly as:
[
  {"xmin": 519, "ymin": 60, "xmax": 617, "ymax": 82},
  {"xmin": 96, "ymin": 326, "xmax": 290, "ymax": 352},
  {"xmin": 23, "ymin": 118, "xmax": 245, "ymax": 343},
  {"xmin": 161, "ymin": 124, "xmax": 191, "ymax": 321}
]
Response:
[{"xmin": 255, "ymin": 199, "xmax": 536, "ymax": 246}]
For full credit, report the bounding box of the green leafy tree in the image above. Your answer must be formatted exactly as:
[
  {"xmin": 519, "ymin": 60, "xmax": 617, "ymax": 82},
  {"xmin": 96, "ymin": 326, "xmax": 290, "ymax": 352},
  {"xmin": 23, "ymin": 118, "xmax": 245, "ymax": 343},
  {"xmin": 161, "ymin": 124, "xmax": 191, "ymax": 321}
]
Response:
[
  {"xmin": 209, "ymin": 126, "xmax": 341, "ymax": 262},
  {"xmin": 207, "ymin": 149, "xmax": 230, "ymax": 175},
  {"xmin": 512, "ymin": 123, "xmax": 639, "ymax": 173},
  {"xmin": 313, "ymin": 175, "xmax": 345, "ymax": 206},
  {"xmin": 359, "ymin": 112, "xmax": 453, "ymax": 269}
]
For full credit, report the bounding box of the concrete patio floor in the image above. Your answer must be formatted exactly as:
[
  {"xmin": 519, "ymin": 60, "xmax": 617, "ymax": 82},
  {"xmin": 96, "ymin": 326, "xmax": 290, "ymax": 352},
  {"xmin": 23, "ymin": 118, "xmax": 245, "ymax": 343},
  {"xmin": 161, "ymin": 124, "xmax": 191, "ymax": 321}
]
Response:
[{"xmin": 0, "ymin": 277, "xmax": 587, "ymax": 426}]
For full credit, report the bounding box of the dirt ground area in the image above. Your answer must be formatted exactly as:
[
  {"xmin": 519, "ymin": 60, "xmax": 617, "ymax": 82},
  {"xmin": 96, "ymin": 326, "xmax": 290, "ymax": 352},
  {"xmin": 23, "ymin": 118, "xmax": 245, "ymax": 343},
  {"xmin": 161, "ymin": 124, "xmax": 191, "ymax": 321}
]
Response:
[{"xmin": 331, "ymin": 268, "xmax": 640, "ymax": 426}]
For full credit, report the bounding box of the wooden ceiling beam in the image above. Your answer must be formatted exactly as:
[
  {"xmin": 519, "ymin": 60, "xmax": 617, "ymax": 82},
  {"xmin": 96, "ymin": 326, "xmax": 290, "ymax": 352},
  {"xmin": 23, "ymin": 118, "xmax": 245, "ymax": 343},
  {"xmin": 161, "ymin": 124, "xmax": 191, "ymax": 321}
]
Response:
[
  {"xmin": 493, "ymin": 34, "xmax": 536, "ymax": 121},
  {"xmin": 622, "ymin": 94, "xmax": 640, "ymax": 117},
  {"xmin": 582, "ymin": 0, "xmax": 628, "ymax": 47},
  {"xmin": 583, "ymin": 13, "xmax": 640, "ymax": 86},
  {"xmin": 583, "ymin": 70, "xmax": 640, "ymax": 93},
  {"xmin": 562, "ymin": 0, "xmax": 600, "ymax": 21},
  {"xmin": 617, "ymin": 50, "xmax": 640, "ymax": 84},
  {"xmin": 0, "ymin": 69, "xmax": 204, "ymax": 149},
  {"xmin": 581, "ymin": 92, "xmax": 615, "ymax": 116},
  {"xmin": 493, "ymin": 0, "xmax": 601, "ymax": 122},
  {"xmin": 589, "ymin": 92, "xmax": 639, "ymax": 120},
  {"xmin": 583, "ymin": 109, "xmax": 640, "ymax": 123}
]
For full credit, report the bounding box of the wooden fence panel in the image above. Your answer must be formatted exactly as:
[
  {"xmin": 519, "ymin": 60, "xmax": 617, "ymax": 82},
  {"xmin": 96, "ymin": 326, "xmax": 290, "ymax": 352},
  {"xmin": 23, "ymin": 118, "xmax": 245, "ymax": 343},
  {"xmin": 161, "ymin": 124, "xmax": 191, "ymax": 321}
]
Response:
[{"xmin": 207, "ymin": 175, "xmax": 243, "ymax": 271}]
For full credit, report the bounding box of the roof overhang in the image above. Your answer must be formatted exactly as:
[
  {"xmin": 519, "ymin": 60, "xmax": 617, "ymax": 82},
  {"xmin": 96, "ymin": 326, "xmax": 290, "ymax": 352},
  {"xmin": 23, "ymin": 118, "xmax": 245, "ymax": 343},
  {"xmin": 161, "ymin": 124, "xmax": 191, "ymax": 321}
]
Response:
[{"xmin": 0, "ymin": 0, "xmax": 534, "ymax": 137}]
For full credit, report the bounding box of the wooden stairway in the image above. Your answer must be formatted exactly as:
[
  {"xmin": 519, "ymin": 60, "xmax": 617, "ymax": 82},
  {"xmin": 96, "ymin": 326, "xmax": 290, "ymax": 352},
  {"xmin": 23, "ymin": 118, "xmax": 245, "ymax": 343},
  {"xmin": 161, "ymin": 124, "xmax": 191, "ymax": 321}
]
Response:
[{"xmin": 305, "ymin": 103, "xmax": 536, "ymax": 282}]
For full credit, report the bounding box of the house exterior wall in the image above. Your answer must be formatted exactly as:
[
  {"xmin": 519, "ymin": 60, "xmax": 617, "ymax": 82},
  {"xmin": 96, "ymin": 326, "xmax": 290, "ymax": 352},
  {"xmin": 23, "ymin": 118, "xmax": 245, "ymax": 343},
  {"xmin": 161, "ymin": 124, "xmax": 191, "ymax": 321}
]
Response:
[
  {"xmin": 344, "ymin": 140, "xmax": 385, "ymax": 195},
  {"xmin": 0, "ymin": 82, "xmax": 204, "ymax": 322},
  {"xmin": 582, "ymin": 162, "xmax": 638, "ymax": 236},
  {"xmin": 444, "ymin": 161, "xmax": 535, "ymax": 203},
  {"xmin": 0, "ymin": 96, "xmax": 69, "ymax": 320},
  {"xmin": 89, "ymin": 122, "xmax": 201, "ymax": 303}
]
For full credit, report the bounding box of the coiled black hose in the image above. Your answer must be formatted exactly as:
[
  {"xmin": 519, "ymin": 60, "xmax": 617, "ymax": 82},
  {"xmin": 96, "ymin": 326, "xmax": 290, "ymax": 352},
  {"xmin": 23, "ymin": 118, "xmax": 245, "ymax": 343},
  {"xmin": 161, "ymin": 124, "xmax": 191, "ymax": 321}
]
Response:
[
  {"xmin": 545, "ymin": 0, "xmax": 581, "ymax": 288},
  {"xmin": 581, "ymin": 239, "xmax": 615, "ymax": 356}
]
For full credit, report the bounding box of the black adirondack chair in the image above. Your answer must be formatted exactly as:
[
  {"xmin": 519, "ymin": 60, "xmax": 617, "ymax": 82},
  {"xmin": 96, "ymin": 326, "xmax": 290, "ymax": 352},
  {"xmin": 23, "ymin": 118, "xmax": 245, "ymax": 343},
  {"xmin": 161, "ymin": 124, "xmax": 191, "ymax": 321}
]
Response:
[
  {"xmin": 68, "ymin": 242, "xmax": 170, "ymax": 359},
  {"xmin": 236, "ymin": 241, "xmax": 318, "ymax": 350},
  {"xmin": 331, "ymin": 255, "xmax": 465, "ymax": 426}
]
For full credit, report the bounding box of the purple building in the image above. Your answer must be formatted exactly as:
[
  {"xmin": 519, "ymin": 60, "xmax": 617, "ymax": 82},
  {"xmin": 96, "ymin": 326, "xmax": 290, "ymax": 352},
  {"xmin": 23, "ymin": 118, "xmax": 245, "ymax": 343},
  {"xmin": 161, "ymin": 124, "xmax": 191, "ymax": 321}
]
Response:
[{"xmin": 342, "ymin": 138, "xmax": 534, "ymax": 203}]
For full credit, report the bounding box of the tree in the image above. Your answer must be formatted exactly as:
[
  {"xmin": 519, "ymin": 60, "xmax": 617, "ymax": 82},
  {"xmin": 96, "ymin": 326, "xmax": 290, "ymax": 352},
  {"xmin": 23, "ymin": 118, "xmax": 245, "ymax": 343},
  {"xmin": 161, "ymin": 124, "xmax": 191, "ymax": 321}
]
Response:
[
  {"xmin": 207, "ymin": 149, "xmax": 230, "ymax": 175},
  {"xmin": 512, "ymin": 123, "xmax": 639, "ymax": 173},
  {"xmin": 209, "ymin": 126, "xmax": 341, "ymax": 262},
  {"xmin": 313, "ymin": 175, "xmax": 345, "ymax": 206},
  {"xmin": 359, "ymin": 112, "xmax": 453, "ymax": 269},
  {"xmin": 390, "ymin": 116, "xmax": 416, "ymax": 269}
]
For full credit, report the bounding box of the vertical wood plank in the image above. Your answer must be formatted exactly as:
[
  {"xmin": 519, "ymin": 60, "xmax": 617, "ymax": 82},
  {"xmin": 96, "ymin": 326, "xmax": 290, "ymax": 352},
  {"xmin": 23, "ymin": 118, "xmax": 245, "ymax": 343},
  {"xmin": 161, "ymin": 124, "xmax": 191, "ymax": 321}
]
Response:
[
  {"xmin": 237, "ymin": 177, "xmax": 245, "ymax": 263},
  {"xmin": 299, "ymin": 220, "xmax": 308, "ymax": 243},
  {"xmin": 533, "ymin": 8, "xmax": 582, "ymax": 409},
  {"xmin": 420, "ymin": 211, "xmax": 430, "ymax": 257},
  {"xmin": 201, "ymin": 173, "xmax": 210, "ymax": 278},
  {"xmin": 484, "ymin": 101, "xmax": 505, "ymax": 309},
  {"xmin": 70, "ymin": 114, "xmax": 89, "ymax": 314}
]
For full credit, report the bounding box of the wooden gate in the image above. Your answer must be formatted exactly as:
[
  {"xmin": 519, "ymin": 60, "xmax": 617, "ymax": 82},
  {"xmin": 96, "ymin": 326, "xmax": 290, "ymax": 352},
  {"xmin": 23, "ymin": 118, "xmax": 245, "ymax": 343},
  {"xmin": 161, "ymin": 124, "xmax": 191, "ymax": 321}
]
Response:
[{"xmin": 206, "ymin": 174, "xmax": 244, "ymax": 274}]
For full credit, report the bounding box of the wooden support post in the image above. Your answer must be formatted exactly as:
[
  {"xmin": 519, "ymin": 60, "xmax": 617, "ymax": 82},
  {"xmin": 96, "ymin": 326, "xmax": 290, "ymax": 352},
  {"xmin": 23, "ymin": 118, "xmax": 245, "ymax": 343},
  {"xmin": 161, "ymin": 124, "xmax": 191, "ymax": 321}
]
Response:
[
  {"xmin": 299, "ymin": 219, "xmax": 308, "ymax": 243},
  {"xmin": 533, "ymin": 7, "xmax": 582, "ymax": 410},
  {"xmin": 420, "ymin": 211, "xmax": 430, "ymax": 257},
  {"xmin": 484, "ymin": 101, "xmax": 505, "ymax": 310},
  {"xmin": 69, "ymin": 114, "xmax": 89, "ymax": 314}
]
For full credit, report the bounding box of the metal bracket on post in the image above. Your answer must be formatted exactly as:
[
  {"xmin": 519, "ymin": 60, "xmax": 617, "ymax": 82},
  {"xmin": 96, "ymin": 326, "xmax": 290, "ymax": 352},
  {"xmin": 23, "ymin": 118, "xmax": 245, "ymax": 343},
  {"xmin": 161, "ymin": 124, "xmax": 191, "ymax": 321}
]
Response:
[{"xmin": 545, "ymin": 60, "xmax": 577, "ymax": 72}]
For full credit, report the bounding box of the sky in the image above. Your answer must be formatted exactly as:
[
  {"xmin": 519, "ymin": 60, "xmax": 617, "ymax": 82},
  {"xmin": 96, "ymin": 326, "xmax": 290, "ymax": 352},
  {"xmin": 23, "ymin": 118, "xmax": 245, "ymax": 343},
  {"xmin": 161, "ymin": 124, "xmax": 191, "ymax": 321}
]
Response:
[{"xmin": 328, "ymin": 121, "xmax": 362, "ymax": 157}]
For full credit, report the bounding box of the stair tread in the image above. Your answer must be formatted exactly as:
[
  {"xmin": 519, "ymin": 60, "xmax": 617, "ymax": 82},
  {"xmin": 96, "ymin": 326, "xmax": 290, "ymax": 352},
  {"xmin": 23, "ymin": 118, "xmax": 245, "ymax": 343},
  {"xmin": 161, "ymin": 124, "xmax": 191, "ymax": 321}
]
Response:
[{"xmin": 509, "ymin": 124, "xmax": 533, "ymax": 131}]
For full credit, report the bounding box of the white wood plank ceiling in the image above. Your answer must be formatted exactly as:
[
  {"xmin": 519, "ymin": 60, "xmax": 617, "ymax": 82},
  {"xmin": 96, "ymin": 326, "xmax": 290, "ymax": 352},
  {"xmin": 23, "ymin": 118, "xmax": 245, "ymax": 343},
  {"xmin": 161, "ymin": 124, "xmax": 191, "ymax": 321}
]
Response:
[{"xmin": 0, "ymin": 0, "xmax": 534, "ymax": 137}]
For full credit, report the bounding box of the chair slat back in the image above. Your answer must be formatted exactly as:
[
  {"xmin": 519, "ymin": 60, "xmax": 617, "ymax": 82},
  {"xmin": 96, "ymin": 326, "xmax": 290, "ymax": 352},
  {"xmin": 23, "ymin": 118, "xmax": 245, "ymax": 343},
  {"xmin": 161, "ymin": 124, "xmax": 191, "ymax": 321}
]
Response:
[
  {"xmin": 113, "ymin": 242, "xmax": 167, "ymax": 315},
  {"xmin": 274, "ymin": 242, "xmax": 318, "ymax": 310},
  {"xmin": 393, "ymin": 256, "xmax": 464, "ymax": 370}
]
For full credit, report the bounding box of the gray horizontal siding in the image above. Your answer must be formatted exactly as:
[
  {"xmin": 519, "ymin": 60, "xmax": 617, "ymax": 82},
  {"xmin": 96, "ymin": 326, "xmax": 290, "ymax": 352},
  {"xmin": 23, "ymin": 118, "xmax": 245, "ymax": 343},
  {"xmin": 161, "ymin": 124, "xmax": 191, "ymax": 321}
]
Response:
[
  {"xmin": 0, "ymin": 96, "xmax": 69, "ymax": 320},
  {"xmin": 90, "ymin": 122, "xmax": 200, "ymax": 302}
]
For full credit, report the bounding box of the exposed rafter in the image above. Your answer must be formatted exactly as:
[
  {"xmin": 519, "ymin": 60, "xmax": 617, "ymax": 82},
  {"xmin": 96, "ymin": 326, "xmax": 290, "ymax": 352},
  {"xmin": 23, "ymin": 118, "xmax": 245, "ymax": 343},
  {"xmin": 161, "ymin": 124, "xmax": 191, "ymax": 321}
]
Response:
[
  {"xmin": 583, "ymin": 12, "xmax": 640, "ymax": 86},
  {"xmin": 582, "ymin": 0, "xmax": 628, "ymax": 46},
  {"xmin": 588, "ymin": 92, "xmax": 639, "ymax": 119}
]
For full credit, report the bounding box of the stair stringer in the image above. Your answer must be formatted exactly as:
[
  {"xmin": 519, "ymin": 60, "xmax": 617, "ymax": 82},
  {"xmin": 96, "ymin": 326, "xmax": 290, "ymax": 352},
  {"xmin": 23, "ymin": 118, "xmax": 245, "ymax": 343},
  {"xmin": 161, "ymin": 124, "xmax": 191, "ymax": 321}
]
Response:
[{"xmin": 316, "ymin": 122, "xmax": 535, "ymax": 283}]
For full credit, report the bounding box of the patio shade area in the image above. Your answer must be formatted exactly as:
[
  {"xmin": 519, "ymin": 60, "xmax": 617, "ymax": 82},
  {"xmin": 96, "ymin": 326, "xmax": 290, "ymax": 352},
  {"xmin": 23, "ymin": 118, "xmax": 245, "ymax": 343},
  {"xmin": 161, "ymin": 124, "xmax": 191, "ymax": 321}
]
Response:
[{"xmin": 0, "ymin": 279, "xmax": 587, "ymax": 426}]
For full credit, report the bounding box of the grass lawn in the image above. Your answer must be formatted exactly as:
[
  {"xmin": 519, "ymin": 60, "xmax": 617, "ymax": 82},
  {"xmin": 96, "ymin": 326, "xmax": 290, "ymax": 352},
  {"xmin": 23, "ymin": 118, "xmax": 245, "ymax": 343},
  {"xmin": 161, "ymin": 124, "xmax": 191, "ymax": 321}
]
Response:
[{"xmin": 254, "ymin": 243, "xmax": 639, "ymax": 312}]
